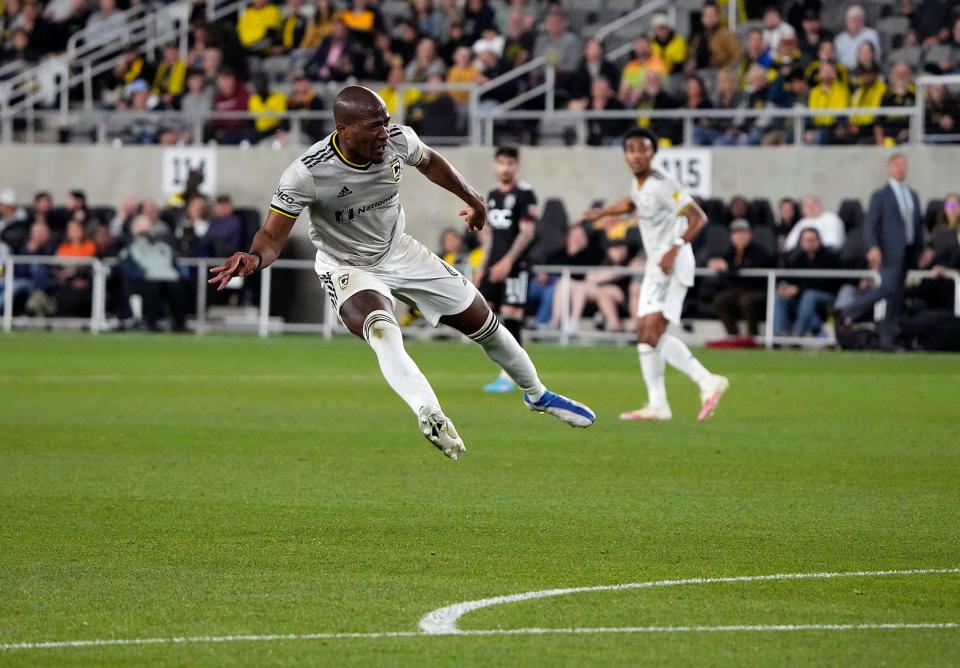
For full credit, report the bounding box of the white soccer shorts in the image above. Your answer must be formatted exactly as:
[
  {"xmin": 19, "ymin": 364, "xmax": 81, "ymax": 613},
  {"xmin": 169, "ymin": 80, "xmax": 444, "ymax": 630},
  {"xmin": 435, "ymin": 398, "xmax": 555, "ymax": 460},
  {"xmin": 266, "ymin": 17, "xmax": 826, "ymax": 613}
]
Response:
[
  {"xmin": 637, "ymin": 269, "xmax": 688, "ymax": 324},
  {"xmin": 315, "ymin": 233, "xmax": 479, "ymax": 326}
]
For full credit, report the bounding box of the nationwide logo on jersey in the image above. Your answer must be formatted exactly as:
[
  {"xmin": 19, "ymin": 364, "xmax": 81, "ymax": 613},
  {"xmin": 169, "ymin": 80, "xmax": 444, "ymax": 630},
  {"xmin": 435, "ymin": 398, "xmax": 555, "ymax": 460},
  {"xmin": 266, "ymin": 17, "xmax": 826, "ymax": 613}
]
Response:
[
  {"xmin": 337, "ymin": 186, "xmax": 353, "ymax": 198},
  {"xmin": 337, "ymin": 273, "xmax": 349, "ymax": 290},
  {"xmin": 390, "ymin": 157, "xmax": 403, "ymax": 183}
]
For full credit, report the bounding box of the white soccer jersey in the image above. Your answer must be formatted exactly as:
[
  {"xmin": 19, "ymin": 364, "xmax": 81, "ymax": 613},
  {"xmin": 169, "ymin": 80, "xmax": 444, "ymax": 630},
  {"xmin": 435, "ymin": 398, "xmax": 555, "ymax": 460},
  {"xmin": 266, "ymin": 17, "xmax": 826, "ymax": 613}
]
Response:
[
  {"xmin": 629, "ymin": 168, "xmax": 696, "ymax": 286},
  {"xmin": 270, "ymin": 124, "xmax": 426, "ymax": 266}
]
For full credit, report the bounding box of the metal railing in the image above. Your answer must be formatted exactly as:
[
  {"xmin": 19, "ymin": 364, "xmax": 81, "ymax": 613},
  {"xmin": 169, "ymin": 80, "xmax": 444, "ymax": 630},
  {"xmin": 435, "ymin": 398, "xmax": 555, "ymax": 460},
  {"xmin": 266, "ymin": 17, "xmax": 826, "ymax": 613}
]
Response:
[{"xmin": 4, "ymin": 254, "xmax": 958, "ymax": 348}]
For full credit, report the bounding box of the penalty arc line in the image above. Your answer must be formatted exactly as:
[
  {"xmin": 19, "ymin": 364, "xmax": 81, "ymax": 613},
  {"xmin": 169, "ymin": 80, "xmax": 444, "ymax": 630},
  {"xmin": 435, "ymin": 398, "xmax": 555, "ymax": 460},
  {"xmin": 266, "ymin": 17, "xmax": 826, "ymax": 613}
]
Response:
[{"xmin": 1, "ymin": 623, "xmax": 957, "ymax": 652}]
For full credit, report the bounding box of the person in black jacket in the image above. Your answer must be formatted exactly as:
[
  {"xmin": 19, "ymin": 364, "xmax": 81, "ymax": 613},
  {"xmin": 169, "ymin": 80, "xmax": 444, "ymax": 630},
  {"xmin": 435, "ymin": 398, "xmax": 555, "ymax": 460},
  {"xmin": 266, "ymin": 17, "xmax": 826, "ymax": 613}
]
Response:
[
  {"xmin": 709, "ymin": 219, "xmax": 774, "ymax": 336},
  {"xmin": 569, "ymin": 38, "xmax": 620, "ymax": 103},
  {"xmin": 773, "ymin": 228, "xmax": 841, "ymax": 336}
]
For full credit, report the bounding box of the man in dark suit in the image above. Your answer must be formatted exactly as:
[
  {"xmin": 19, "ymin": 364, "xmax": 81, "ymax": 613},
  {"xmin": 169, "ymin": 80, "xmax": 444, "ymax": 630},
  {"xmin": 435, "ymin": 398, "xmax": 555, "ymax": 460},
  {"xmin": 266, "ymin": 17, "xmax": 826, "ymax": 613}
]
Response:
[{"xmin": 839, "ymin": 153, "xmax": 924, "ymax": 348}]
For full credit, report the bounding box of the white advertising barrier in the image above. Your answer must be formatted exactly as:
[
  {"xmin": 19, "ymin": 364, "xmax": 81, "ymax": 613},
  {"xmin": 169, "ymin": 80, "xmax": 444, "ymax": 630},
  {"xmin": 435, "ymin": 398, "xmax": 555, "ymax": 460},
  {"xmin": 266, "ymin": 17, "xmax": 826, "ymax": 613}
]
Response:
[
  {"xmin": 653, "ymin": 148, "xmax": 712, "ymax": 198},
  {"xmin": 161, "ymin": 147, "xmax": 218, "ymax": 198}
]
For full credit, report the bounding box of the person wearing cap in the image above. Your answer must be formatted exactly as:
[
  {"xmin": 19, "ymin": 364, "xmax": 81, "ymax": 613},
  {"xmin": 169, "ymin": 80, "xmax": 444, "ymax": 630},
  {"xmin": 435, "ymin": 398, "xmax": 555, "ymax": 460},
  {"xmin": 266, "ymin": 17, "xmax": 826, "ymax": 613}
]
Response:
[
  {"xmin": 708, "ymin": 219, "xmax": 774, "ymax": 337},
  {"xmin": 650, "ymin": 13, "xmax": 687, "ymax": 75}
]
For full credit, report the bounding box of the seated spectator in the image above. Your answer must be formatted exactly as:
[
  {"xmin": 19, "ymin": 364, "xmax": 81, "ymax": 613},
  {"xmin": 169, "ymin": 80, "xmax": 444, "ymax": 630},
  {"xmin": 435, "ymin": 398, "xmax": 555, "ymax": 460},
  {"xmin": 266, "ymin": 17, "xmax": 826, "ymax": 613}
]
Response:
[
  {"xmin": 338, "ymin": 0, "xmax": 384, "ymax": 46},
  {"xmin": 924, "ymin": 84, "xmax": 958, "ymax": 139},
  {"xmin": 0, "ymin": 28, "xmax": 39, "ymax": 65},
  {"xmin": 30, "ymin": 191, "xmax": 66, "ymax": 233},
  {"xmin": 114, "ymin": 79, "xmax": 164, "ymax": 145},
  {"xmin": 102, "ymin": 48, "xmax": 151, "ymax": 108},
  {"xmin": 805, "ymin": 62, "xmax": 850, "ymax": 145},
  {"xmin": 139, "ymin": 199, "xmax": 173, "ymax": 240},
  {"xmin": 804, "ymin": 40, "xmax": 849, "ymax": 88},
  {"xmin": 636, "ymin": 70, "xmax": 681, "ymax": 146},
  {"xmin": 237, "ymin": 0, "xmax": 282, "ymax": 54},
  {"xmin": 287, "ymin": 74, "xmax": 326, "ymax": 143},
  {"xmin": 406, "ymin": 74, "xmax": 460, "ymax": 138},
  {"xmin": 85, "ymin": 0, "xmax": 127, "ymax": 48},
  {"xmin": 248, "ymin": 73, "xmax": 288, "ymax": 144},
  {"xmin": 774, "ymin": 228, "xmax": 841, "ymax": 336},
  {"xmin": 120, "ymin": 216, "xmax": 187, "ymax": 332},
  {"xmin": 686, "ymin": 3, "xmax": 741, "ymax": 71},
  {"xmin": 440, "ymin": 21, "xmax": 472, "ymax": 65},
  {"xmin": 445, "ymin": 46, "xmax": 481, "ymax": 105},
  {"xmin": 849, "ymin": 63, "xmax": 886, "ymax": 143},
  {"xmin": 269, "ymin": 0, "xmax": 309, "ymax": 54},
  {"xmin": 110, "ymin": 195, "xmax": 139, "ymax": 239},
  {"xmin": 619, "ymin": 36, "xmax": 667, "ymax": 107},
  {"xmin": 761, "ymin": 6, "xmax": 796, "ymax": 52},
  {"xmin": 501, "ymin": 11, "xmax": 534, "ymax": 68},
  {"xmin": 547, "ymin": 222, "xmax": 607, "ymax": 330},
  {"xmin": 211, "ymin": 69, "xmax": 250, "ymax": 145},
  {"xmin": 0, "ymin": 220, "xmax": 55, "ymax": 314},
  {"xmin": 850, "ymin": 40, "xmax": 879, "ymax": 87},
  {"xmin": 151, "ymin": 44, "xmax": 188, "ymax": 109},
  {"xmin": 437, "ymin": 226, "xmax": 469, "ymax": 274},
  {"xmin": 737, "ymin": 29, "xmax": 772, "ymax": 90},
  {"xmin": 378, "ymin": 65, "xmax": 422, "ymax": 116},
  {"xmin": 702, "ymin": 68, "xmax": 746, "ymax": 145},
  {"xmin": 568, "ymin": 238, "xmax": 634, "ymax": 333},
  {"xmin": 159, "ymin": 69, "xmax": 213, "ymax": 145},
  {"xmin": 358, "ymin": 30, "xmax": 397, "ymax": 81},
  {"xmin": 406, "ymin": 36, "xmax": 446, "ymax": 83},
  {"xmin": 187, "ymin": 23, "xmax": 212, "ymax": 70},
  {"xmin": 727, "ymin": 195, "xmax": 750, "ymax": 224},
  {"xmin": 708, "ymin": 219, "xmax": 774, "ymax": 337},
  {"xmin": 650, "ymin": 13, "xmax": 686, "ymax": 75},
  {"xmin": 775, "ymin": 197, "xmax": 799, "ymax": 250},
  {"xmin": 409, "ymin": 0, "xmax": 443, "ymax": 42},
  {"xmin": 201, "ymin": 47, "xmax": 223, "ymax": 87},
  {"xmin": 463, "ymin": 0, "xmax": 495, "ymax": 44},
  {"xmin": 769, "ymin": 33, "xmax": 803, "ymax": 76},
  {"xmin": 738, "ymin": 64, "xmax": 777, "ymax": 145},
  {"xmin": 16, "ymin": 2, "xmax": 62, "ymax": 56},
  {"xmin": 207, "ymin": 195, "xmax": 245, "ymax": 258},
  {"xmin": 304, "ymin": 19, "xmax": 359, "ymax": 82},
  {"xmin": 875, "ymin": 62, "xmax": 917, "ymax": 145},
  {"xmin": 174, "ymin": 195, "xmax": 210, "ymax": 258},
  {"xmin": 392, "ymin": 19, "xmax": 421, "ymax": 65},
  {"xmin": 0, "ymin": 188, "xmax": 30, "ymax": 250},
  {"xmin": 47, "ymin": 218, "xmax": 97, "ymax": 317},
  {"xmin": 834, "ymin": 4, "xmax": 881, "ymax": 70},
  {"xmin": 575, "ymin": 78, "xmax": 630, "ymax": 146},
  {"xmin": 474, "ymin": 42, "xmax": 517, "ymax": 104},
  {"xmin": 685, "ymin": 75, "xmax": 717, "ymax": 146},
  {"xmin": 302, "ymin": 0, "xmax": 338, "ymax": 49},
  {"xmin": 783, "ymin": 194, "xmax": 845, "ymax": 251},
  {"xmin": 797, "ymin": 8, "xmax": 831, "ymax": 61},
  {"xmin": 569, "ymin": 38, "xmax": 620, "ymax": 104},
  {"xmin": 532, "ymin": 8, "xmax": 582, "ymax": 102}
]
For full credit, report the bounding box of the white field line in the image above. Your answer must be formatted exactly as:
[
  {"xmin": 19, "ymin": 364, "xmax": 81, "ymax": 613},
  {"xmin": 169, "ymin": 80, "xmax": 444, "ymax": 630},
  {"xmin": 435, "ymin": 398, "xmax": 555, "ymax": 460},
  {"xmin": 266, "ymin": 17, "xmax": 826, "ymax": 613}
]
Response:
[
  {"xmin": 418, "ymin": 567, "xmax": 960, "ymax": 634},
  {"xmin": 2, "ymin": 567, "xmax": 958, "ymax": 652},
  {"xmin": 1, "ymin": 623, "xmax": 956, "ymax": 652}
]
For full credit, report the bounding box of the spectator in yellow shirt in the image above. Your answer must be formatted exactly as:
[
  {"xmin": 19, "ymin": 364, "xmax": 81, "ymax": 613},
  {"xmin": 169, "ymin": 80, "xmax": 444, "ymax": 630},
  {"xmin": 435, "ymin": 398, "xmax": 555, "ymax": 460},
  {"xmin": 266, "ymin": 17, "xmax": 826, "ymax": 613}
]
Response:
[
  {"xmin": 445, "ymin": 46, "xmax": 480, "ymax": 104},
  {"xmin": 151, "ymin": 43, "xmax": 187, "ymax": 107},
  {"xmin": 248, "ymin": 73, "xmax": 288, "ymax": 142},
  {"xmin": 378, "ymin": 64, "xmax": 422, "ymax": 117},
  {"xmin": 849, "ymin": 63, "xmax": 886, "ymax": 143},
  {"xmin": 338, "ymin": 0, "xmax": 383, "ymax": 46},
  {"xmin": 806, "ymin": 62, "xmax": 850, "ymax": 144},
  {"xmin": 618, "ymin": 36, "xmax": 667, "ymax": 107},
  {"xmin": 237, "ymin": 0, "xmax": 282, "ymax": 54},
  {"xmin": 650, "ymin": 13, "xmax": 687, "ymax": 75}
]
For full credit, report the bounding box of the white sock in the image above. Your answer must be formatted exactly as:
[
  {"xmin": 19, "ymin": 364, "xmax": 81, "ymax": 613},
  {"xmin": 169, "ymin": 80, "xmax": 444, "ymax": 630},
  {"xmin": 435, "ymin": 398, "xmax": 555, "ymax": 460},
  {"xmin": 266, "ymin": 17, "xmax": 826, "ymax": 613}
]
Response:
[
  {"xmin": 364, "ymin": 310, "xmax": 440, "ymax": 414},
  {"xmin": 470, "ymin": 312, "xmax": 545, "ymax": 400},
  {"xmin": 659, "ymin": 334, "xmax": 711, "ymax": 388},
  {"xmin": 638, "ymin": 343, "xmax": 668, "ymax": 408}
]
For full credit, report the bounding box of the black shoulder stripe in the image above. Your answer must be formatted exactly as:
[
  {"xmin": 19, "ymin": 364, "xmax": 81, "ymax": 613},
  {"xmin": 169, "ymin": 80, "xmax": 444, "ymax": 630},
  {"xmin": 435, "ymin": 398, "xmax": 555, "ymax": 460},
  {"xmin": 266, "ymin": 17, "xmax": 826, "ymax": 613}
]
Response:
[
  {"xmin": 389, "ymin": 128, "xmax": 403, "ymax": 136},
  {"xmin": 303, "ymin": 149, "xmax": 333, "ymax": 168},
  {"xmin": 650, "ymin": 169, "xmax": 665, "ymax": 180}
]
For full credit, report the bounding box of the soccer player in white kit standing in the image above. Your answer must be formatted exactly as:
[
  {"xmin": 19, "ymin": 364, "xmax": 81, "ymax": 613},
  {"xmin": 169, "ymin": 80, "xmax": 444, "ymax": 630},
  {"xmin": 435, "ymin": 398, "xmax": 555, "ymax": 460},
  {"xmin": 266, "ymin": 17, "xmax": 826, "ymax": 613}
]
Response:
[
  {"xmin": 209, "ymin": 86, "xmax": 595, "ymax": 459},
  {"xmin": 583, "ymin": 128, "xmax": 729, "ymax": 421}
]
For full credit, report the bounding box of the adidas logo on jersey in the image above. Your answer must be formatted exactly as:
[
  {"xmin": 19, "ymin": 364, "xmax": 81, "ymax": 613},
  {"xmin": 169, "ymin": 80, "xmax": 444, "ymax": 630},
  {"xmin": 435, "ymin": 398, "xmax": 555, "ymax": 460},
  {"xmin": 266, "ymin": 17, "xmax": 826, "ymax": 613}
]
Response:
[{"xmin": 337, "ymin": 186, "xmax": 353, "ymax": 198}]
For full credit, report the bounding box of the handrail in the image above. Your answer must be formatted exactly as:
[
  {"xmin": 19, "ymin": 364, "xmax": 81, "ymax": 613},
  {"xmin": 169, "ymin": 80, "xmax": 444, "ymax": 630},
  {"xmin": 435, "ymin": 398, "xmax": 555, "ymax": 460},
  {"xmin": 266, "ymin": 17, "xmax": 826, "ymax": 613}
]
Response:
[{"xmin": 595, "ymin": 0, "xmax": 670, "ymax": 43}]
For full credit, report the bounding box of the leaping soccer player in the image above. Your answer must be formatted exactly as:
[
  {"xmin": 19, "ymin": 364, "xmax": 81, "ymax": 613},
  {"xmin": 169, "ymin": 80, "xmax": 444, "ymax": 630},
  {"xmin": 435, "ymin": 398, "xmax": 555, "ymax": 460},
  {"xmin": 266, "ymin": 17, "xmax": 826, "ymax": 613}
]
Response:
[
  {"xmin": 583, "ymin": 127, "xmax": 729, "ymax": 421},
  {"xmin": 209, "ymin": 86, "xmax": 595, "ymax": 460}
]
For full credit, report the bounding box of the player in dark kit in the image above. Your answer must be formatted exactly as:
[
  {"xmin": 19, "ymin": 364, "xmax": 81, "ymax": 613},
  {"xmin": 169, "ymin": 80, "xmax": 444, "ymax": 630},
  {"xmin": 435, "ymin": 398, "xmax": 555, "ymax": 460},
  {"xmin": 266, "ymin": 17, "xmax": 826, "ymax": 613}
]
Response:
[{"xmin": 476, "ymin": 146, "xmax": 538, "ymax": 393}]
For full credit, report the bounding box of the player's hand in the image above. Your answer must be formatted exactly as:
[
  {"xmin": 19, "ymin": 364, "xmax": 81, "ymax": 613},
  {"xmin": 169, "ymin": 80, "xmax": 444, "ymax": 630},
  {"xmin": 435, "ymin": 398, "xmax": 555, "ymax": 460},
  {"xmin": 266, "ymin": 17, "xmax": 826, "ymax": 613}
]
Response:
[
  {"xmin": 866, "ymin": 246, "xmax": 882, "ymax": 270},
  {"xmin": 582, "ymin": 207, "xmax": 604, "ymax": 222},
  {"xmin": 208, "ymin": 252, "xmax": 260, "ymax": 291},
  {"xmin": 659, "ymin": 247, "xmax": 679, "ymax": 275},
  {"xmin": 489, "ymin": 257, "xmax": 513, "ymax": 283},
  {"xmin": 460, "ymin": 200, "xmax": 486, "ymax": 232}
]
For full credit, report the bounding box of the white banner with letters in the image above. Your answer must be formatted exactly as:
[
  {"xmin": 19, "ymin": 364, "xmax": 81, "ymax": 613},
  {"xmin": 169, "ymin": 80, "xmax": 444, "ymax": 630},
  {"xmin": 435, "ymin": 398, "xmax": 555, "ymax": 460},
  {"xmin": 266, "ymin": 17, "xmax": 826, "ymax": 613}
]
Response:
[
  {"xmin": 161, "ymin": 147, "xmax": 218, "ymax": 198},
  {"xmin": 653, "ymin": 148, "xmax": 712, "ymax": 198}
]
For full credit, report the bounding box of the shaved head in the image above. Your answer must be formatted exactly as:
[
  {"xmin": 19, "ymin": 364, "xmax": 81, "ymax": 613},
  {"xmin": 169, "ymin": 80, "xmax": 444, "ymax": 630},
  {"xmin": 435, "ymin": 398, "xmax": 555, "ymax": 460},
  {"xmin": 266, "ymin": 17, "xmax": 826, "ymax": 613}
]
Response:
[{"xmin": 334, "ymin": 85, "xmax": 388, "ymax": 127}]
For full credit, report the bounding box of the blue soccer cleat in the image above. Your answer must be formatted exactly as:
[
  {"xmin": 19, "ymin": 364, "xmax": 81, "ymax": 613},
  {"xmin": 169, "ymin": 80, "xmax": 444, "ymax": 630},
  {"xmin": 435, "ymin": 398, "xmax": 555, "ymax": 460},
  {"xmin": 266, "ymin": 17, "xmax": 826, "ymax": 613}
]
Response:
[
  {"xmin": 483, "ymin": 376, "xmax": 516, "ymax": 393},
  {"xmin": 524, "ymin": 390, "xmax": 596, "ymax": 428}
]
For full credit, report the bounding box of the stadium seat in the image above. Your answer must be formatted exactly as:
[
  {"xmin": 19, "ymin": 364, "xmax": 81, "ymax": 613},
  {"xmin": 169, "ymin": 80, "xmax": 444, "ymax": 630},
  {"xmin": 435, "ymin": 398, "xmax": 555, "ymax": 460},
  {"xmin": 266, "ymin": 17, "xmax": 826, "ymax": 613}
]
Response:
[
  {"xmin": 838, "ymin": 199, "xmax": 865, "ymax": 231},
  {"xmin": 930, "ymin": 225, "xmax": 957, "ymax": 257},
  {"xmin": 90, "ymin": 205, "xmax": 117, "ymax": 227},
  {"xmin": 234, "ymin": 208, "xmax": 262, "ymax": 248},
  {"xmin": 696, "ymin": 222, "xmax": 731, "ymax": 265},
  {"xmin": 700, "ymin": 198, "xmax": 727, "ymax": 227},
  {"xmin": 841, "ymin": 225, "xmax": 868, "ymax": 268},
  {"xmin": 530, "ymin": 198, "xmax": 569, "ymax": 265},
  {"xmin": 752, "ymin": 225, "xmax": 776, "ymax": 257},
  {"xmin": 749, "ymin": 198, "xmax": 774, "ymax": 227},
  {"xmin": 925, "ymin": 200, "xmax": 944, "ymax": 231}
]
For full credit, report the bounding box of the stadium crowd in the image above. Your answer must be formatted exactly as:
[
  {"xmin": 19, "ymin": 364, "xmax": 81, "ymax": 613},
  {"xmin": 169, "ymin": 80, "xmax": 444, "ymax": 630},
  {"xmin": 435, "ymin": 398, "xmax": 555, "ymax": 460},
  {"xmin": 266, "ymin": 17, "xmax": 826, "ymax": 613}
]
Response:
[{"xmin": 2, "ymin": 0, "xmax": 959, "ymax": 145}]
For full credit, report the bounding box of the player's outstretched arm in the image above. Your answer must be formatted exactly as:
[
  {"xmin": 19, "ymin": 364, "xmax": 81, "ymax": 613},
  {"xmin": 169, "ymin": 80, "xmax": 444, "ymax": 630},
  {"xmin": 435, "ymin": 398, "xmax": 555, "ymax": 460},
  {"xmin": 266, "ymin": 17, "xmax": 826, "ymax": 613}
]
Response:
[
  {"xmin": 415, "ymin": 145, "xmax": 487, "ymax": 231},
  {"xmin": 208, "ymin": 210, "xmax": 297, "ymax": 290},
  {"xmin": 582, "ymin": 197, "xmax": 635, "ymax": 222}
]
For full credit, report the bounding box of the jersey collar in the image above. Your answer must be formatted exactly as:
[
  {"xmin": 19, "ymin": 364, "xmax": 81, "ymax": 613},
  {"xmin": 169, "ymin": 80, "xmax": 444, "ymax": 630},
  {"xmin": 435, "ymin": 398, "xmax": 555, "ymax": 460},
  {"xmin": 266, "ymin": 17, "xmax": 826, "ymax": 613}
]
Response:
[{"xmin": 331, "ymin": 131, "xmax": 371, "ymax": 170}]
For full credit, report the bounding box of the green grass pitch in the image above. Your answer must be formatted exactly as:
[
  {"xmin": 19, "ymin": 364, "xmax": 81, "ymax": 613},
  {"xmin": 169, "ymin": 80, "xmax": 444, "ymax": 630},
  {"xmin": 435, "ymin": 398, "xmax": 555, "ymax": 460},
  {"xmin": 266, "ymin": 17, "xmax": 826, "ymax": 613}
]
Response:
[{"xmin": 1, "ymin": 333, "xmax": 959, "ymax": 666}]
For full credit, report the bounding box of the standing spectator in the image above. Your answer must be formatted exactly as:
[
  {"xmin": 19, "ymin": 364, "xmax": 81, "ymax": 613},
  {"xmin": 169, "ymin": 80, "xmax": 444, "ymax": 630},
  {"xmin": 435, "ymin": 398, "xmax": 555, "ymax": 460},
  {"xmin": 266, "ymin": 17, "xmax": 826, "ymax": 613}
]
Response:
[
  {"xmin": 709, "ymin": 219, "xmax": 774, "ymax": 337},
  {"xmin": 636, "ymin": 70, "xmax": 681, "ymax": 146},
  {"xmin": 774, "ymin": 228, "xmax": 841, "ymax": 336},
  {"xmin": 849, "ymin": 62, "xmax": 886, "ymax": 143},
  {"xmin": 287, "ymin": 73, "xmax": 326, "ymax": 143},
  {"xmin": 405, "ymin": 36, "xmax": 446, "ymax": 83},
  {"xmin": 338, "ymin": 0, "xmax": 383, "ymax": 46},
  {"xmin": 783, "ymin": 194, "xmax": 845, "ymax": 251},
  {"xmin": 211, "ymin": 69, "xmax": 250, "ymax": 145},
  {"xmin": 834, "ymin": 5, "xmax": 881, "ymax": 70},
  {"xmin": 687, "ymin": 3, "xmax": 741, "ymax": 71},
  {"xmin": 650, "ymin": 13, "xmax": 686, "ymax": 75},
  {"xmin": 120, "ymin": 215, "xmax": 187, "ymax": 332},
  {"xmin": 304, "ymin": 19, "xmax": 358, "ymax": 82},
  {"xmin": 248, "ymin": 73, "xmax": 288, "ymax": 144},
  {"xmin": 445, "ymin": 46, "xmax": 481, "ymax": 105},
  {"xmin": 805, "ymin": 61, "xmax": 850, "ymax": 145},
  {"xmin": 569, "ymin": 37, "xmax": 620, "ymax": 104},
  {"xmin": 237, "ymin": 0, "xmax": 282, "ymax": 54},
  {"xmin": 619, "ymin": 36, "xmax": 667, "ymax": 107},
  {"xmin": 797, "ymin": 8, "xmax": 831, "ymax": 61},
  {"xmin": 532, "ymin": 8, "xmax": 582, "ymax": 100},
  {"xmin": 151, "ymin": 43, "xmax": 188, "ymax": 108},
  {"xmin": 836, "ymin": 154, "xmax": 924, "ymax": 349},
  {"xmin": 207, "ymin": 195, "xmax": 245, "ymax": 258},
  {"xmin": 875, "ymin": 62, "xmax": 917, "ymax": 145},
  {"xmin": 761, "ymin": 6, "xmax": 796, "ymax": 52}
]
